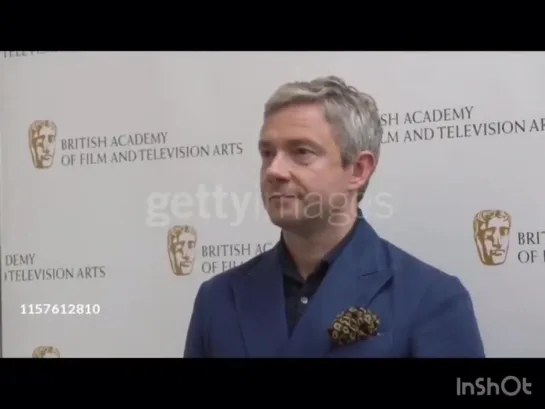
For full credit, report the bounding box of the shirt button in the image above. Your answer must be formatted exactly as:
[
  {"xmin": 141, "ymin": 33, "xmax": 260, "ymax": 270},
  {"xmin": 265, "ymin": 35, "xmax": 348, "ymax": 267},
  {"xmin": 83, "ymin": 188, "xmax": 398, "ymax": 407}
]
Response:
[{"xmin": 300, "ymin": 297, "xmax": 309, "ymax": 304}]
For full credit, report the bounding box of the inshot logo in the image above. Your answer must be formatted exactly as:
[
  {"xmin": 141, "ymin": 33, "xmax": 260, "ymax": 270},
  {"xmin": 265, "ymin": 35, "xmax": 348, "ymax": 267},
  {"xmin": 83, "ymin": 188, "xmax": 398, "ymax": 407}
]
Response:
[{"xmin": 457, "ymin": 376, "xmax": 532, "ymax": 396}]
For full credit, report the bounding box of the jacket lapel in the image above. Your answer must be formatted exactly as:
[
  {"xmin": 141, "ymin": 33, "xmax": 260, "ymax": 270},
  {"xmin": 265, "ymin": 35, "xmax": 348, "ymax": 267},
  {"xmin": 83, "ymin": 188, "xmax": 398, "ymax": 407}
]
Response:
[
  {"xmin": 281, "ymin": 218, "xmax": 393, "ymax": 358},
  {"xmin": 232, "ymin": 247, "xmax": 289, "ymax": 357}
]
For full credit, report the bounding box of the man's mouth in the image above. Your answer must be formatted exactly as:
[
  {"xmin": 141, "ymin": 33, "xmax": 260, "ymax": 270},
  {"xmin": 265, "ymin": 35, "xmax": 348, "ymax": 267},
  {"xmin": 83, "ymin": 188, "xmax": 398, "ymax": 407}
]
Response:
[{"xmin": 268, "ymin": 194, "xmax": 298, "ymax": 200}]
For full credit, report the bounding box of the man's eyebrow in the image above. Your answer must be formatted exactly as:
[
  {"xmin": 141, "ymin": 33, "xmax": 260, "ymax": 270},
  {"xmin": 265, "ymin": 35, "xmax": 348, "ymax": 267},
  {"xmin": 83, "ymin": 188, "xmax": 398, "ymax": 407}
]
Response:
[
  {"xmin": 284, "ymin": 138, "xmax": 320, "ymax": 147},
  {"xmin": 259, "ymin": 137, "xmax": 320, "ymax": 147}
]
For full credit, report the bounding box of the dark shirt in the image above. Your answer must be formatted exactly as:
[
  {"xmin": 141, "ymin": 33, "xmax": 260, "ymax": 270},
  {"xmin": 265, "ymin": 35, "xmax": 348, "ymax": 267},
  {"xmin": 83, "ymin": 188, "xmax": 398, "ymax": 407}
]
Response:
[{"xmin": 278, "ymin": 215, "xmax": 361, "ymax": 336}]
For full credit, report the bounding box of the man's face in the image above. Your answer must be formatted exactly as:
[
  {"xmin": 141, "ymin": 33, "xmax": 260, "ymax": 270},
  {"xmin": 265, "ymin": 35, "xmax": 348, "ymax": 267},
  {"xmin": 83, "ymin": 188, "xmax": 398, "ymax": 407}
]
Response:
[
  {"xmin": 475, "ymin": 216, "xmax": 510, "ymax": 265},
  {"xmin": 31, "ymin": 125, "xmax": 56, "ymax": 168},
  {"xmin": 169, "ymin": 228, "xmax": 197, "ymax": 275},
  {"xmin": 259, "ymin": 103, "xmax": 354, "ymax": 230}
]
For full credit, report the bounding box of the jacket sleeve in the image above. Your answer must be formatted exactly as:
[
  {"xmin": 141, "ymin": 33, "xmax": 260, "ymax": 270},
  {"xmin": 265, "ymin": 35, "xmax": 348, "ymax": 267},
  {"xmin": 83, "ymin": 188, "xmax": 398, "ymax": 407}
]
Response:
[
  {"xmin": 411, "ymin": 275, "xmax": 485, "ymax": 358},
  {"xmin": 183, "ymin": 281, "xmax": 209, "ymax": 358}
]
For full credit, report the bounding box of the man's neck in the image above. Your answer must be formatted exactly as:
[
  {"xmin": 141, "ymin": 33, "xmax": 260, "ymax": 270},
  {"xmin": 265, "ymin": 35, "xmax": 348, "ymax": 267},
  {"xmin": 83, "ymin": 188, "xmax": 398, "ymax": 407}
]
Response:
[{"xmin": 282, "ymin": 211, "xmax": 358, "ymax": 279}]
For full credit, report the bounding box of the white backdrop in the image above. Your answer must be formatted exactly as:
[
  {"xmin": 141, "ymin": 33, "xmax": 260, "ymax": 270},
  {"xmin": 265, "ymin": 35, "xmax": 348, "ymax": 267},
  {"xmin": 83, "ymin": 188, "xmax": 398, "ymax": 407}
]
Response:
[{"xmin": 1, "ymin": 51, "xmax": 544, "ymax": 357}]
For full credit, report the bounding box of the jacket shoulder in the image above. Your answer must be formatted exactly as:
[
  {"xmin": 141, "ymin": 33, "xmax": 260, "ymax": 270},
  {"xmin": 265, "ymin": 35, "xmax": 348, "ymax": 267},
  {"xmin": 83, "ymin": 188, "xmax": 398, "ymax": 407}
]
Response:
[{"xmin": 384, "ymin": 240, "xmax": 469, "ymax": 298}]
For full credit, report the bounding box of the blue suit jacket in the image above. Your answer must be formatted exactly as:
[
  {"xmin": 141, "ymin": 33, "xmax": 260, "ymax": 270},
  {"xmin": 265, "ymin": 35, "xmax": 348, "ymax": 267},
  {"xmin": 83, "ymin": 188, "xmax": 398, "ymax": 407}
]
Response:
[{"xmin": 184, "ymin": 218, "xmax": 485, "ymax": 358}]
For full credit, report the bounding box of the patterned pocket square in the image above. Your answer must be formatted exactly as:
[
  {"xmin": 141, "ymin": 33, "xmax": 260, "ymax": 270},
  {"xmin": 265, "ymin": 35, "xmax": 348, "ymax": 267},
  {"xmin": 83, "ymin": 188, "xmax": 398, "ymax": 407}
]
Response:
[{"xmin": 327, "ymin": 307, "xmax": 380, "ymax": 347}]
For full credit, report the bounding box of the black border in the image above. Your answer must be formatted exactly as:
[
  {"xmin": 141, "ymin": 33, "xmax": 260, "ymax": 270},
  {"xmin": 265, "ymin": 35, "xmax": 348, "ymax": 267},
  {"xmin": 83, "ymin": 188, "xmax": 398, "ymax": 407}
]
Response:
[
  {"xmin": 0, "ymin": 358, "xmax": 543, "ymax": 401},
  {"xmin": 0, "ymin": 4, "xmax": 544, "ymax": 51}
]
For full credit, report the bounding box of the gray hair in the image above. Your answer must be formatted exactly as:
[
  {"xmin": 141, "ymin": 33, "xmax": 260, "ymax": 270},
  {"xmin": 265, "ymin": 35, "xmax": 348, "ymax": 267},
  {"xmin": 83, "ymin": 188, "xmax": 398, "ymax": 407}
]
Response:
[{"xmin": 263, "ymin": 75, "xmax": 383, "ymax": 200}]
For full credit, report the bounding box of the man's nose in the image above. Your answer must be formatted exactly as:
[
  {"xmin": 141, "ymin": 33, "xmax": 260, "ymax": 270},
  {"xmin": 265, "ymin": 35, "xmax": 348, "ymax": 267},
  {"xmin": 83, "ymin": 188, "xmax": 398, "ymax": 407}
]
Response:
[{"xmin": 265, "ymin": 153, "xmax": 291, "ymax": 181}]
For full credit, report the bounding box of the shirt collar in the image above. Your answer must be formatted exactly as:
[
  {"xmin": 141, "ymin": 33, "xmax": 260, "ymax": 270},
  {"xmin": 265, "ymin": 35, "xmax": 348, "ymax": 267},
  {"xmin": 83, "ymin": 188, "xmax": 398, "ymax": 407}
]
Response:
[{"xmin": 277, "ymin": 209, "xmax": 363, "ymax": 268}]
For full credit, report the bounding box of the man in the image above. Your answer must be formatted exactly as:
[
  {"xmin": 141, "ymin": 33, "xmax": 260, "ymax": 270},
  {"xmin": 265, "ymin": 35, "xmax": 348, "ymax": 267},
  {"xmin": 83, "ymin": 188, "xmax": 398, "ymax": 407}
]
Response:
[{"xmin": 184, "ymin": 76, "xmax": 485, "ymax": 358}]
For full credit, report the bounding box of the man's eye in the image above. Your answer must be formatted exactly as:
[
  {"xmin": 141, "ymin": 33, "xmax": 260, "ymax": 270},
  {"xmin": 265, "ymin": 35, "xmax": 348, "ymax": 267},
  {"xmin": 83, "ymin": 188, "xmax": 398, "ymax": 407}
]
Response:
[{"xmin": 296, "ymin": 148, "xmax": 312, "ymax": 155}]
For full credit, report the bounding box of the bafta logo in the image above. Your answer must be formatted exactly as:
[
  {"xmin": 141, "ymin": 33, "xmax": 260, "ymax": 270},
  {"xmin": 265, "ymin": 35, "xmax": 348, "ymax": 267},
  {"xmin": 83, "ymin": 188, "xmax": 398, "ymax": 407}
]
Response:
[
  {"xmin": 168, "ymin": 225, "xmax": 197, "ymax": 276},
  {"xmin": 29, "ymin": 120, "xmax": 57, "ymax": 169},
  {"xmin": 473, "ymin": 209, "xmax": 512, "ymax": 266},
  {"xmin": 32, "ymin": 346, "xmax": 60, "ymax": 358}
]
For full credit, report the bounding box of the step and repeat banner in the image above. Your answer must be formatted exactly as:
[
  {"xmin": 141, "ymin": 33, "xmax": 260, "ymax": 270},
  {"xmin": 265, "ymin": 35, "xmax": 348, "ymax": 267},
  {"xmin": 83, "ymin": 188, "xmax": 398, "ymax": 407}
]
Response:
[{"xmin": 1, "ymin": 51, "xmax": 544, "ymax": 357}]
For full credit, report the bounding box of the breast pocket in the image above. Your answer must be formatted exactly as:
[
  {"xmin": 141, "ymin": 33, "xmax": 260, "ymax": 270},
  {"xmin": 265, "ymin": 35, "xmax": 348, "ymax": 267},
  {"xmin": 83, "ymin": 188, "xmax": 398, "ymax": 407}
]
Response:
[{"xmin": 328, "ymin": 332, "xmax": 394, "ymax": 358}]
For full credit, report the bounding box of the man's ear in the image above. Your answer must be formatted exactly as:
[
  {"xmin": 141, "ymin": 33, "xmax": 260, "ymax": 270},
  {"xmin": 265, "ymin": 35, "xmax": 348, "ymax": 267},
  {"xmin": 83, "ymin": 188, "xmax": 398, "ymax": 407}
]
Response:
[{"xmin": 347, "ymin": 151, "xmax": 377, "ymax": 192}]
